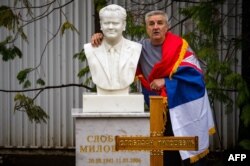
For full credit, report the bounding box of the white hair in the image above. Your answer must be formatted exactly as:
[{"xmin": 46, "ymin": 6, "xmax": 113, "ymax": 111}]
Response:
[
  {"xmin": 145, "ymin": 10, "xmax": 170, "ymax": 26},
  {"xmin": 99, "ymin": 4, "xmax": 127, "ymax": 21}
]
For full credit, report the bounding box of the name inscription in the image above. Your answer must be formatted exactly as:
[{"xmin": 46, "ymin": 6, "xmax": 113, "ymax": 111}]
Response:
[
  {"xmin": 79, "ymin": 135, "xmax": 144, "ymax": 165},
  {"xmin": 116, "ymin": 136, "xmax": 198, "ymax": 151}
]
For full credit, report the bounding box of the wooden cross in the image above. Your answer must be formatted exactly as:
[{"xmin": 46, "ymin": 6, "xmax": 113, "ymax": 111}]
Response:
[{"xmin": 115, "ymin": 96, "xmax": 198, "ymax": 166}]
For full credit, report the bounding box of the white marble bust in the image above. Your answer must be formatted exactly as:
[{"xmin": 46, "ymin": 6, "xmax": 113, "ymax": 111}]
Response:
[{"xmin": 84, "ymin": 4, "xmax": 142, "ymax": 95}]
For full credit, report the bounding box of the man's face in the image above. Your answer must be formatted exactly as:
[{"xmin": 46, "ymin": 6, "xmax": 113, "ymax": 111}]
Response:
[
  {"xmin": 146, "ymin": 14, "xmax": 168, "ymax": 45},
  {"xmin": 100, "ymin": 17, "xmax": 125, "ymax": 40}
]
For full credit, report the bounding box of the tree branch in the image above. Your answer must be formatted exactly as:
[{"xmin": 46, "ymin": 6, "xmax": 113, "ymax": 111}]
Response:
[
  {"xmin": 9, "ymin": 0, "xmax": 74, "ymax": 44},
  {"xmin": 11, "ymin": 0, "xmax": 56, "ymax": 10},
  {"xmin": 0, "ymin": 83, "xmax": 94, "ymax": 93}
]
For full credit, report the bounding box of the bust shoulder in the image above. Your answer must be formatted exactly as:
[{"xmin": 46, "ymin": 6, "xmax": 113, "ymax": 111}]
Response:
[
  {"xmin": 83, "ymin": 43, "xmax": 92, "ymax": 50},
  {"xmin": 123, "ymin": 38, "xmax": 142, "ymax": 50},
  {"xmin": 83, "ymin": 42, "xmax": 106, "ymax": 56}
]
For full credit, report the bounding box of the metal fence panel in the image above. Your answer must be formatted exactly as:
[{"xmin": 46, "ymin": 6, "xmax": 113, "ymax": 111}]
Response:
[{"xmin": 0, "ymin": 0, "xmax": 242, "ymax": 151}]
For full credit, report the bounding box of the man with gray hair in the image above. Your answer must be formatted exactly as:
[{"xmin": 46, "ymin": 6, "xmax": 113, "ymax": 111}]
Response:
[
  {"xmin": 92, "ymin": 9, "xmax": 215, "ymax": 166},
  {"xmin": 84, "ymin": 4, "xmax": 142, "ymax": 95}
]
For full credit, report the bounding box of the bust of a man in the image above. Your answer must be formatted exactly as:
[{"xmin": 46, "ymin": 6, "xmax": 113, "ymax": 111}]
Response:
[{"xmin": 84, "ymin": 4, "xmax": 142, "ymax": 95}]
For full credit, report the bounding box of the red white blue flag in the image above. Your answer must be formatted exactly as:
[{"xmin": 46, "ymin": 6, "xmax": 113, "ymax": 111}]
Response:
[
  {"xmin": 137, "ymin": 32, "xmax": 215, "ymax": 163},
  {"xmin": 165, "ymin": 52, "xmax": 215, "ymax": 162}
]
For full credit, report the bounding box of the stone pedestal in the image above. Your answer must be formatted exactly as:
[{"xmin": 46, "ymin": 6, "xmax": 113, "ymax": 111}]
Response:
[
  {"xmin": 72, "ymin": 109, "xmax": 150, "ymax": 166},
  {"xmin": 82, "ymin": 93, "xmax": 144, "ymax": 112}
]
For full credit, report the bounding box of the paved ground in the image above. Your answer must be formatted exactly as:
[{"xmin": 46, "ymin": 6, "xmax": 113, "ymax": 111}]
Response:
[
  {"xmin": 0, "ymin": 154, "xmax": 75, "ymax": 166},
  {"xmin": 0, "ymin": 149, "xmax": 75, "ymax": 166},
  {"xmin": 0, "ymin": 153, "xmax": 224, "ymax": 166}
]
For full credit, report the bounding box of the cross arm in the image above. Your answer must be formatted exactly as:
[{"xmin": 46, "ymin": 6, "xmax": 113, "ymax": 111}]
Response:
[{"xmin": 115, "ymin": 136, "xmax": 198, "ymax": 151}]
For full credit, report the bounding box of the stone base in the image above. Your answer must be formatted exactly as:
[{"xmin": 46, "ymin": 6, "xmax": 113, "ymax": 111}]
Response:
[
  {"xmin": 82, "ymin": 93, "xmax": 144, "ymax": 112},
  {"xmin": 72, "ymin": 110, "xmax": 150, "ymax": 166}
]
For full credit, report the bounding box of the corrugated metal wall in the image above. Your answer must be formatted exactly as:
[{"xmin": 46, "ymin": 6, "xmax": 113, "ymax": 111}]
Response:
[
  {"xmin": 0, "ymin": 0, "xmax": 242, "ymax": 151},
  {"xmin": 0, "ymin": 0, "xmax": 94, "ymax": 149}
]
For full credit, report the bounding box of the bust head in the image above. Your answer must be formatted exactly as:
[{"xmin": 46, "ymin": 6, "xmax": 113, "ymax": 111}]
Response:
[
  {"xmin": 84, "ymin": 4, "xmax": 142, "ymax": 95},
  {"xmin": 99, "ymin": 4, "xmax": 127, "ymax": 45}
]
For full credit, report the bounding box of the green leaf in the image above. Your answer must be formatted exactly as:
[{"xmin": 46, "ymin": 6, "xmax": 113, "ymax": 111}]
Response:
[
  {"xmin": 77, "ymin": 66, "xmax": 89, "ymax": 78},
  {"xmin": 83, "ymin": 77, "xmax": 95, "ymax": 91},
  {"xmin": 18, "ymin": 28, "xmax": 28, "ymax": 43},
  {"xmin": 70, "ymin": 25, "xmax": 80, "ymax": 34},
  {"xmin": 16, "ymin": 68, "xmax": 32, "ymax": 84},
  {"xmin": 73, "ymin": 49, "xmax": 86, "ymax": 62},
  {"xmin": 14, "ymin": 93, "xmax": 24, "ymax": 102},
  {"xmin": 0, "ymin": 5, "xmax": 19, "ymax": 31},
  {"xmin": 124, "ymin": 12, "xmax": 146, "ymax": 39},
  {"xmin": 239, "ymin": 139, "xmax": 250, "ymax": 150},
  {"xmin": 23, "ymin": 80, "xmax": 31, "ymax": 89},
  {"xmin": 36, "ymin": 78, "xmax": 45, "ymax": 86},
  {"xmin": 0, "ymin": 36, "xmax": 23, "ymax": 61},
  {"xmin": 12, "ymin": 45, "xmax": 23, "ymax": 58},
  {"xmin": 241, "ymin": 104, "xmax": 250, "ymax": 127},
  {"xmin": 61, "ymin": 21, "xmax": 79, "ymax": 36},
  {"xmin": 0, "ymin": 36, "xmax": 13, "ymax": 45},
  {"xmin": 8, "ymin": 45, "xmax": 23, "ymax": 60},
  {"xmin": 94, "ymin": 0, "xmax": 107, "ymax": 12},
  {"xmin": 14, "ymin": 93, "xmax": 49, "ymax": 123},
  {"xmin": 84, "ymin": 77, "xmax": 92, "ymax": 85}
]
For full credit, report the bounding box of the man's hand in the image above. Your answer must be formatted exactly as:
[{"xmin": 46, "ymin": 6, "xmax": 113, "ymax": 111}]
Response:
[
  {"xmin": 150, "ymin": 78, "xmax": 165, "ymax": 90},
  {"xmin": 91, "ymin": 33, "xmax": 103, "ymax": 47}
]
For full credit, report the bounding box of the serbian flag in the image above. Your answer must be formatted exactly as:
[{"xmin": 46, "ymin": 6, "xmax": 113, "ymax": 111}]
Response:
[
  {"xmin": 165, "ymin": 49, "xmax": 215, "ymax": 162},
  {"xmin": 137, "ymin": 32, "xmax": 215, "ymax": 163}
]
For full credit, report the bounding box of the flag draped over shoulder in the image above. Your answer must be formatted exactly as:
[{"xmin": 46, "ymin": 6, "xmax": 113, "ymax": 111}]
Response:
[
  {"xmin": 136, "ymin": 32, "xmax": 215, "ymax": 163},
  {"xmin": 136, "ymin": 32, "xmax": 192, "ymax": 96}
]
